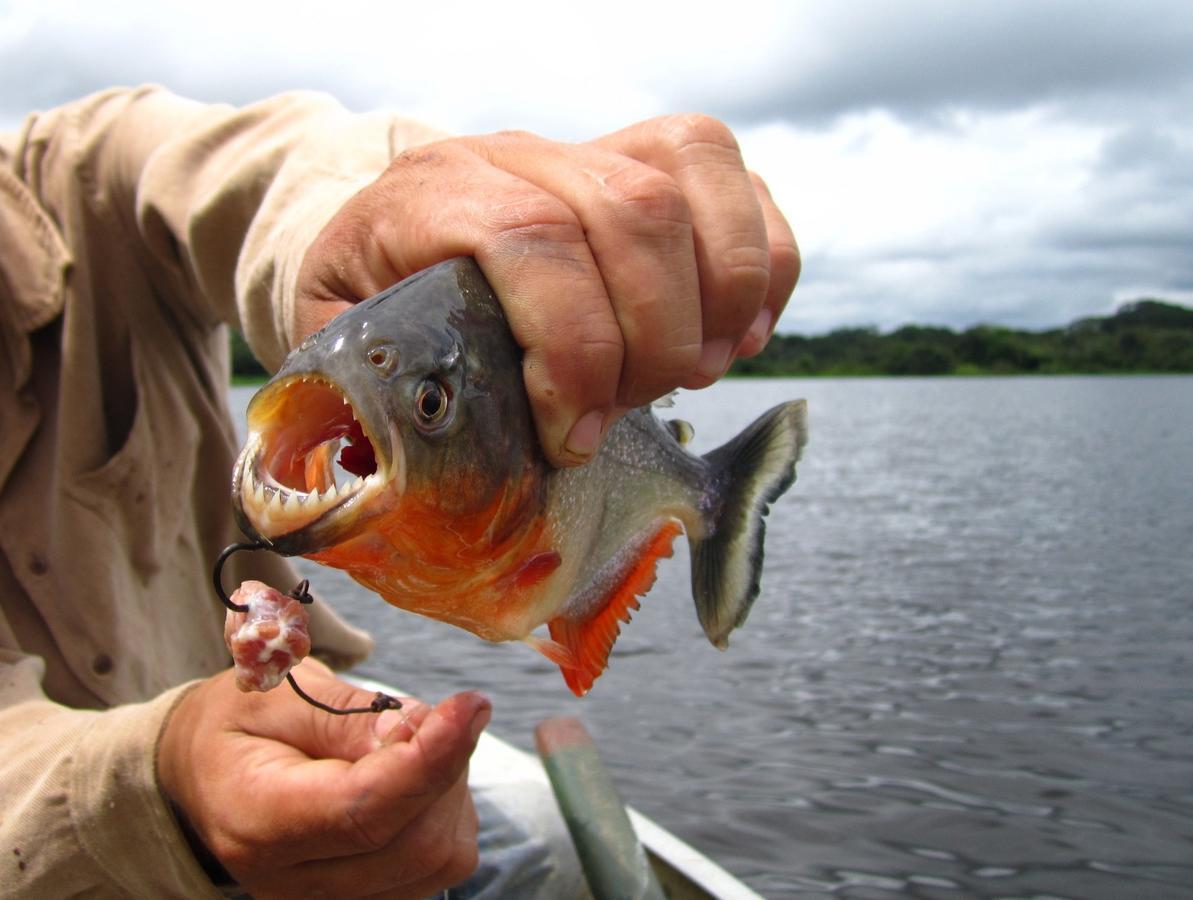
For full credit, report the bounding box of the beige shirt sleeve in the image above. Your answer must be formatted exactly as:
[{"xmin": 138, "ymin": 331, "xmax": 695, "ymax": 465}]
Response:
[
  {"xmin": 11, "ymin": 84, "xmax": 446, "ymax": 367},
  {"xmin": 0, "ymin": 87, "xmax": 447, "ymax": 896},
  {"xmin": 0, "ymin": 652, "xmax": 218, "ymax": 897}
]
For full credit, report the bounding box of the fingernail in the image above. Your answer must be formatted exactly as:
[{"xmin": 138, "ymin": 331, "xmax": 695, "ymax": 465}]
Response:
[
  {"xmin": 565, "ymin": 410, "xmax": 606, "ymax": 460},
  {"xmin": 374, "ymin": 708, "xmax": 412, "ymax": 745},
  {"xmin": 696, "ymin": 339, "xmax": 734, "ymax": 380},
  {"xmin": 467, "ymin": 706, "xmax": 491, "ymax": 740},
  {"xmin": 747, "ymin": 309, "xmax": 773, "ymax": 347},
  {"xmin": 469, "ymin": 702, "xmax": 492, "ymax": 742}
]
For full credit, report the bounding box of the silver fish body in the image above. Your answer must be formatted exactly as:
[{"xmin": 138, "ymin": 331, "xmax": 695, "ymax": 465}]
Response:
[{"xmin": 231, "ymin": 258, "xmax": 807, "ymax": 694}]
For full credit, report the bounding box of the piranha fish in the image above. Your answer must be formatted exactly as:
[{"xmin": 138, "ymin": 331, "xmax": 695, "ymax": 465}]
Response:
[{"xmin": 232, "ymin": 258, "xmax": 807, "ymax": 695}]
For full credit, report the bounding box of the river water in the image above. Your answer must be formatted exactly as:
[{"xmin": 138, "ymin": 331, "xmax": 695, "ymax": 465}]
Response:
[{"xmin": 230, "ymin": 376, "xmax": 1193, "ymax": 899}]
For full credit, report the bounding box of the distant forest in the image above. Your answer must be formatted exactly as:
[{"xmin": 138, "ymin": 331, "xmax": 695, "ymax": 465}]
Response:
[
  {"xmin": 731, "ymin": 299, "xmax": 1193, "ymax": 376},
  {"xmin": 231, "ymin": 298, "xmax": 1193, "ymax": 380}
]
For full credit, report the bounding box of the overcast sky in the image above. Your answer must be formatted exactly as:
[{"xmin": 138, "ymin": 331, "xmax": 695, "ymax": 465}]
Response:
[{"xmin": 3, "ymin": 0, "xmax": 1191, "ymax": 334}]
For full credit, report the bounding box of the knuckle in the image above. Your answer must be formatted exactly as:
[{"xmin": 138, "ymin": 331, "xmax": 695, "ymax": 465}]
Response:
[
  {"xmin": 569, "ymin": 317, "xmax": 626, "ymax": 371},
  {"xmin": 663, "ymin": 335, "xmax": 704, "ymax": 376},
  {"xmin": 721, "ymin": 241, "xmax": 773, "ymax": 300},
  {"xmin": 604, "ymin": 167, "xmax": 692, "ymax": 236},
  {"xmin": 386, "ymin": 139, "xmax": 455, "ymax": 173},
  {"xmin": 484, "ymin": 194, "xmax": 587, "ymax": 253},
  {"xmin": 772, "ymin": 236, "xmax": 802, "ymax": 288},
  {"xmin": 620, "ymin": 338, "xmax": 702, "ymax": 406},
  {"xmin": 530, "ymin": 326, "xmax": 624, "ymax": 392},
  {"xmin": 660, "ymin": 112, "xmax": 742, "ymax": 160},
  {"xmin": 489, "ymin": 128, "xmax": 539, "ymax": 144},
  {"xmin": 524, "ymin": 327, "xmax": 624, "ymax": 415},
  {"xmin": 344, "ymin": 805, "xmax": 391, "ymax": 853},
  {"xmin": 696, "ymin": 238, "xmax": 773, "ymax": 335}
]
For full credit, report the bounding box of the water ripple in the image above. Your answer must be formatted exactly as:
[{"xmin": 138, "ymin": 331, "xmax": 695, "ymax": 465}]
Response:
[{"xmin": 234, "ymin": 377, "xmax": 1193, "ymax": 899}]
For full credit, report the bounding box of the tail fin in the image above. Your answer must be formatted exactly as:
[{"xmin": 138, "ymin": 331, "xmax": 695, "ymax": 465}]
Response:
[{"xmin": 690, "ymin": 400, "xmax": 807, "ymax": 649}]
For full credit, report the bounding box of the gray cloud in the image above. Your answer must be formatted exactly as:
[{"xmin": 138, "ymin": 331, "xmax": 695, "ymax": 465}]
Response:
[
  {"xmin": 2, "ymin": 0, "xmax": 1190, "ymax": 335},
  {"xmin": 682, "ymin": 2, "xmax": 1193, "ymax": 127},
  {"xmin": 0, "ymin": 16, "xmax": 387, "ymax": 120},
  {"xmin": 719, "ymin": 2, "xmax": 1193, "ymax": 334}
]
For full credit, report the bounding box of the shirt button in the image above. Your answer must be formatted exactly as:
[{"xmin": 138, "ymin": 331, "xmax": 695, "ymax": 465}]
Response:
[
  {"xmin": 92, "ymin": 654, "xmax": 114, "ymax": 676},
  {"xmin": 28, "ymin": 553, "xmax": 49, "ymax": 576}
]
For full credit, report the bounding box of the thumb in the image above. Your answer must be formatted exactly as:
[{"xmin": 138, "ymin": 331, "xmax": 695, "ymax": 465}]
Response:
[
  {"xmin": 343, "ymin": 691, "xmax": 491, "ymax": 836},
  {"xmin": 235, "ymin": 660, "xmax": 421, "ymax": 762}
]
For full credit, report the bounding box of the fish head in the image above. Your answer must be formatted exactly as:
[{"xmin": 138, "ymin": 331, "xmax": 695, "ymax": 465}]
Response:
[{"xmin": 232, "ymin": 258, "xmax": 542, "ymax": 556}]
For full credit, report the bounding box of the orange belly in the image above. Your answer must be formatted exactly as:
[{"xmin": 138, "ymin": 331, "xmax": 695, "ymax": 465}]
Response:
[{"xmin": 307, "ymin": 477, "xmax": 558, "ymax": 641}]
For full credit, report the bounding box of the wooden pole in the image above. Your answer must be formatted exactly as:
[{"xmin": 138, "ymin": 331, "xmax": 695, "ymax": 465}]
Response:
[{"xmin": 535, "ymin": 717, "xmax": 667, "ymax": 900}]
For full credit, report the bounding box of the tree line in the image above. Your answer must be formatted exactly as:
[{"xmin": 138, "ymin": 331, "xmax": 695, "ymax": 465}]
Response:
[
  {"xmin": 232, "ymin": 298, "xmax": 1193, "ymax": 380},
  {"xmin": 730, "ymin": 299, "xmax": 1193, "ymax": 376}
]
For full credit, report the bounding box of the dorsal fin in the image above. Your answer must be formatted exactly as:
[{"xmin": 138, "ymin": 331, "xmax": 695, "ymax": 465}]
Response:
[{"xmin": 545, "ymin": 520, "xmax": 683, "ymax": 696}]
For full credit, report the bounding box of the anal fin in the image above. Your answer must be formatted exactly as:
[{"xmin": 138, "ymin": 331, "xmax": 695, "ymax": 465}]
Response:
[{"xmin": 546, "ymin": 520, "xmax": 683, "ymax": 696}]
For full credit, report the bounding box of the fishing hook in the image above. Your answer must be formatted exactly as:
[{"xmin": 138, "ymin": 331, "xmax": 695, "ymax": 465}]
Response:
[{"xmin": 213, "ymin": 541, "xmax": 401, "ymax": 715}]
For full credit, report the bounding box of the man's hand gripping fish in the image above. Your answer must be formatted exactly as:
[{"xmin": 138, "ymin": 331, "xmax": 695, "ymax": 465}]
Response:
[{"xmin": 231, "ymin": 258, "xmax": 808, "ymax": 695}]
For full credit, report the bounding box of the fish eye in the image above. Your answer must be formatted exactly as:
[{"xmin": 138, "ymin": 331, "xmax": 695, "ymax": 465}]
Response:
[
  {"xmin": 414, "ymin": 378, "xmax": 450, "ymax": 429},
  {"xmin": 367, "ymin": 344, "xmax": 399, "ymax": 375}
]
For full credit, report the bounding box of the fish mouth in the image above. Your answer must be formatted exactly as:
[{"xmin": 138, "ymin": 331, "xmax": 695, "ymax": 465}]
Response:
[{"xmin": 233, "ymin": 374, "xmax": 403, "ymax": 551}]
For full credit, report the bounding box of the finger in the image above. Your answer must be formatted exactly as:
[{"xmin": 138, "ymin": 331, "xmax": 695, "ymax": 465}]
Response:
[
  {"xmin": 301, "ymin": 691, "xmax": 488, "ymax": 856},
  {"xmin": 736, "ymin": 172, "xmax": 800, "ymax": 358},
  {"xmin": 366, "ymin": 781, "xmax": 480, "ymax": 899},
  {"xmin": 220, "ymin": 690, "xmax": 487, "ymax": 878},
  {"xmin": 287, "ymin": 769, "xmax": 478, "ymax": 895},
  {"xmin": 296, "ymin": 140, "xmax": 628, "ymax": 466},
  {"xmin": 230, "ymin": 659, "xmax": 428, "ymax": 763},
  {"xmin": 463, "ymin": 132, "xmax": 702, "ymax": 408},
  {"xmin": 594, "ymin": 114, "xmax": 770, "ymax": 385}
]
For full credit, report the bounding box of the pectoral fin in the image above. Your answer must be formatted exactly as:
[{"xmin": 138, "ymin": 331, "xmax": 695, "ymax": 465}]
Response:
[{"xmin": 544, "ymin": 520, "xmax": 683, "ymax": 696}]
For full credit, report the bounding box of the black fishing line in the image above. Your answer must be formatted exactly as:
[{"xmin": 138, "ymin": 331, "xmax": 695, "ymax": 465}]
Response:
[{"xmin": 213, "ymin": 541, "xmax": 401, "ymax": 715}]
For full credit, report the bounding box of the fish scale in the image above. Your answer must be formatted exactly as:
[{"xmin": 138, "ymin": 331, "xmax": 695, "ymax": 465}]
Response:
[{"xmin": 232, "ymin": 258, "xmax": 808, "ymax": 695}]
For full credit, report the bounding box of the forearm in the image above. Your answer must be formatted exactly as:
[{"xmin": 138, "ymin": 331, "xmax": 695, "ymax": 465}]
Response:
[
  {"xmin": 7, "ymin": 86, "xmax": 446, "ymax": 369},
  {"xmin": 0, "ymin": 656, "xmax": 218, "ymax": 898}
]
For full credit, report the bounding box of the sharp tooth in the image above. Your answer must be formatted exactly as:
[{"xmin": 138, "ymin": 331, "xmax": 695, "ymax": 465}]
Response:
[
  {"xmin": 254, "ymin": 480, "xmax": 265, "ymax": 507},
  {"xmin": 351, "ymin": 476, "xmax": 364, "ymax": 493}
]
